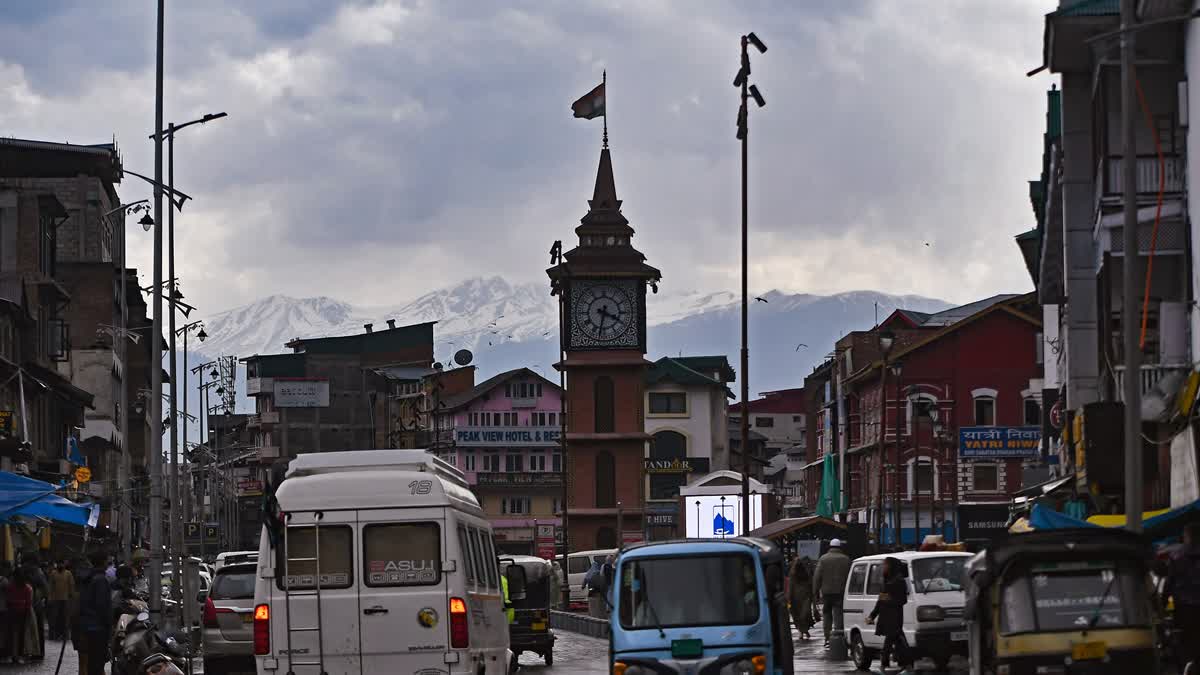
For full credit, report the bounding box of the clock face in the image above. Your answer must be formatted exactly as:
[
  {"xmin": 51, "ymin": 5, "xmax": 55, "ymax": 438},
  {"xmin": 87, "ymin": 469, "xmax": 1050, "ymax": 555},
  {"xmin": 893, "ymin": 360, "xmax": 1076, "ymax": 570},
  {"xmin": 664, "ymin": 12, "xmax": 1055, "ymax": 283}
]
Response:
[{"xmin": 569, "ymin": 280, "xmax": 641, "ymax": 349}]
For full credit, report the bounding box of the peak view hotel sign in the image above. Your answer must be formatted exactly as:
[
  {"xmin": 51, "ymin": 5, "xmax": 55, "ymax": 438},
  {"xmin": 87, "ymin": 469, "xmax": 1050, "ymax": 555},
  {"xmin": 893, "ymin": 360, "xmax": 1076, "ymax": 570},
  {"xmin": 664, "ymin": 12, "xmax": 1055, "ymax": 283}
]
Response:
[{"xmin": 454, "ymin": 426, "xmax": 560, "ymax": 447}]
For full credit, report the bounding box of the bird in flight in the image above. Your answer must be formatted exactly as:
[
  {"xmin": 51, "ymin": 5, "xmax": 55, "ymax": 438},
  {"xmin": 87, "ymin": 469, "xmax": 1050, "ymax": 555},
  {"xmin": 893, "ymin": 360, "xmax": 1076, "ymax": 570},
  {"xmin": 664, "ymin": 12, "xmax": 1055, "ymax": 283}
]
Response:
[
  {"xmin": 795, "ymin": 343, "xmax": 808, "ymax": 351},
  {"xmin": 755, "ymin": 297, "xmax": 768, "ymax": 303}
]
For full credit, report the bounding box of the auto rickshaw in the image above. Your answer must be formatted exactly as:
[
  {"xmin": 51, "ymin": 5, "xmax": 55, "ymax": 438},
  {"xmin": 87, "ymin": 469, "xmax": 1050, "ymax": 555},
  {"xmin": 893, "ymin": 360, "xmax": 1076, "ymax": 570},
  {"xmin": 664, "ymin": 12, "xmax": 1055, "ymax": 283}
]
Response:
[
  {"xmin": 501, "ymin": 554, "xmax": 560, "ymax": 666},
  {"xmin": 964, "ymin": 528, "xmax": 1158, "ymax": 675}
]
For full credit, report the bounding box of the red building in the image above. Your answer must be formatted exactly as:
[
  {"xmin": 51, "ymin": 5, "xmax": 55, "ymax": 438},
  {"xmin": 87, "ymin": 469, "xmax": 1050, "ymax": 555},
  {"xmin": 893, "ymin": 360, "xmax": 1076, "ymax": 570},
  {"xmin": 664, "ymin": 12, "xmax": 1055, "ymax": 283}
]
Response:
[
  {"xmin": 547, "ymin": 146, "xmax": 661, "ymax": 551},
  {"xmin": 812, "ymin": 294, "xmax": 1042, "ymax": 545}
]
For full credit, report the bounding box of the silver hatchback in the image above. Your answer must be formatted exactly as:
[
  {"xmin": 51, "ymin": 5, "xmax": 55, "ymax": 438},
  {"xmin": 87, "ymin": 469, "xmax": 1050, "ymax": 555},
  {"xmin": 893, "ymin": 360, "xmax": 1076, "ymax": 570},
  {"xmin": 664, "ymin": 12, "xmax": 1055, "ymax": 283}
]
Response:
[{"xmin": 202, "ymin": 563, "xmax": 257, "ymax": 675}]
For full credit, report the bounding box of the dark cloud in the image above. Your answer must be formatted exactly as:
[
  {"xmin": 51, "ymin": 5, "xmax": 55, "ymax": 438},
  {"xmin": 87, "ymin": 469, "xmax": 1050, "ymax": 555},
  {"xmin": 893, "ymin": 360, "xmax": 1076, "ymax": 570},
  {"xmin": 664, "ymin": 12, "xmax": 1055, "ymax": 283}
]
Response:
[{"xmin": 0, "ymin": 0, "xmax": 1049, "ymax": 312}]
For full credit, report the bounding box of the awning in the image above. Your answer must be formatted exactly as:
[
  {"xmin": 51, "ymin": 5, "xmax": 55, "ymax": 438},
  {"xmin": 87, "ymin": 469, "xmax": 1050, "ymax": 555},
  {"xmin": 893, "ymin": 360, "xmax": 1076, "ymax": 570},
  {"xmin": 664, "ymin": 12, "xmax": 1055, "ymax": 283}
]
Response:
[
  {"xmin": 0, "ymin": 471, "xmax": 98, "ymax": 528},
  {"xmin": 1027, "ymin": 499, "xmax": 1200, "ymax": 542},
  {"xmin": 1087, "ymin": 509, "xmax": 1172, "ymax": 528},
  {"xmin": 1014, "ymin": 473, "xmax": 1074, "ymax": 499}
]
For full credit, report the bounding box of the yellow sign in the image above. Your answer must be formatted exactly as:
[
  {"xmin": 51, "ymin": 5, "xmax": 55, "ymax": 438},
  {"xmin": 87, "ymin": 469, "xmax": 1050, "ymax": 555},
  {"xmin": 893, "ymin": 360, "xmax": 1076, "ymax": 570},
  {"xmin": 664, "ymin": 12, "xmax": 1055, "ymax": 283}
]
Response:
[{"xmin": 74, "ymin": 467, "xmax": 92, "ymax": 483}]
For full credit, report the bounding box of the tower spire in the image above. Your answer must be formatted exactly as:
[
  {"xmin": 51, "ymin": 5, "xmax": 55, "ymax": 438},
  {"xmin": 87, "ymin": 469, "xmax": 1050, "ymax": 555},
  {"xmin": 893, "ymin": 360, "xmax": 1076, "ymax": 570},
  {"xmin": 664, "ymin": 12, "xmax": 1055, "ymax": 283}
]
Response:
[
  {"xmin": 589, "ymin": 145, "xmax": 619, "ymax": 211},
  {"xmin": 602, "ymin": 69, "xmax": 608, "ymax": 150}
]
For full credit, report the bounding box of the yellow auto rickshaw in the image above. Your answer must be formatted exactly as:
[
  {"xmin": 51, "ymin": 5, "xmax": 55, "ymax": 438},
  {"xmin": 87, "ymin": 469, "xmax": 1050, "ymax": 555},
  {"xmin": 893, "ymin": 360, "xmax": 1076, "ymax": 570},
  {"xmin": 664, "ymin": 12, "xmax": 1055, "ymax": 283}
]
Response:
[{"xmin": 964, "ymin": 528, "xmax": 1158, "ymax": 675}]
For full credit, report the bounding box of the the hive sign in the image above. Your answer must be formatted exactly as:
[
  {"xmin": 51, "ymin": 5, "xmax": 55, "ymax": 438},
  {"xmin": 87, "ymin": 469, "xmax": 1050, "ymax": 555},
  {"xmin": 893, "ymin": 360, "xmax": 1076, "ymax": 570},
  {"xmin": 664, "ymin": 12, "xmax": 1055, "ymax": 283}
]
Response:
[{"xmin": 713, "ymin": 512, "xmax": 735, "ymax": 536}]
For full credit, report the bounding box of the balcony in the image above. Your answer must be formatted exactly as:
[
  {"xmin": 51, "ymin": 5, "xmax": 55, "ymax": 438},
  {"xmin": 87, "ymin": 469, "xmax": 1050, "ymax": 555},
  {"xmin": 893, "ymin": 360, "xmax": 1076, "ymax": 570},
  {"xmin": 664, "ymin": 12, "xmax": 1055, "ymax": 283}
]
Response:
[
  {"xmin": 1096, "ymin": 155, "xmax": 1184, "ymax": 209},
  {"xmin": 1113, "ymin": 364, "xmax": 1191, "ymax": 403},
  {"xmin": 246, "ymin": 377, "xmax": 273, "ymax": 396},
  {"xmin": 256, "ymin": 445, "xmax": 281, "ymax": 460}
]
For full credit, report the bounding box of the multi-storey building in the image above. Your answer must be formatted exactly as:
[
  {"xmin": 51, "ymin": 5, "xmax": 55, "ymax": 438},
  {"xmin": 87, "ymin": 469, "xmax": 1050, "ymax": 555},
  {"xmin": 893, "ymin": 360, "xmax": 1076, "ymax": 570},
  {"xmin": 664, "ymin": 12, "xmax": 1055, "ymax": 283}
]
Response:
[
  {"xmin": 730, "ymin": 387, "xmax": 807, "ymax": 515},
  {"xmin": 643, "ymin": 355, "xmax": 734, "ymax": 538},
  {"xmin": 430, "ymin": 367, "xmax": 563, "ymax": 555}
]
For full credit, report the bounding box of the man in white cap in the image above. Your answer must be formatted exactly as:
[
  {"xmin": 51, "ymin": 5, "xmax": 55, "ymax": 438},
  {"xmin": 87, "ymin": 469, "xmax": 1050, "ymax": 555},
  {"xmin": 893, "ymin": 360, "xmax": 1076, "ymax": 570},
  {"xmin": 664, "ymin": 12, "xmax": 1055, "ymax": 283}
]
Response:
[{"xmin": 812, "ymin": 538, "xmax": 851, "ymax": 647}]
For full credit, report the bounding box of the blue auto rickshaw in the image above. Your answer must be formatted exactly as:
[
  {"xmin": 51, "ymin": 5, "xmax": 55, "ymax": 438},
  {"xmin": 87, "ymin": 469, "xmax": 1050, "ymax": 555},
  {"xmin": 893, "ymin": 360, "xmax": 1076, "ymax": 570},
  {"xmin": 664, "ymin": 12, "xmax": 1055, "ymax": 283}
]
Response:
[{"xmin": 610, "ymin": 537, "xmax": 794, "ymax": 675}]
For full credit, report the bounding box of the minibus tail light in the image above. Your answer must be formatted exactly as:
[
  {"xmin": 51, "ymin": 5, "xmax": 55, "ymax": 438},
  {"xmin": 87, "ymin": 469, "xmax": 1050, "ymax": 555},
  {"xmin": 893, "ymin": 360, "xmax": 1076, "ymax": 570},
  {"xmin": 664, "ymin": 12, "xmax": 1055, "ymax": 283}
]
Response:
[
  {"xmin": 253, "ymin": 604, "xmax": 270, "ymax": 655},
  {"xmin": 449, "ymin": 597, "xmax": 469, "ymax": 648}
]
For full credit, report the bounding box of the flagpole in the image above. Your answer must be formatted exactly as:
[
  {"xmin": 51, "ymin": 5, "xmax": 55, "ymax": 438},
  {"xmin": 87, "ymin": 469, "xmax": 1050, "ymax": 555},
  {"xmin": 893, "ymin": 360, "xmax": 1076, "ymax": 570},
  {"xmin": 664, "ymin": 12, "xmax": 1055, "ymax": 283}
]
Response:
[{"xmin": 602, "ymin": 69, "xmax": 608, "ymax": 149}]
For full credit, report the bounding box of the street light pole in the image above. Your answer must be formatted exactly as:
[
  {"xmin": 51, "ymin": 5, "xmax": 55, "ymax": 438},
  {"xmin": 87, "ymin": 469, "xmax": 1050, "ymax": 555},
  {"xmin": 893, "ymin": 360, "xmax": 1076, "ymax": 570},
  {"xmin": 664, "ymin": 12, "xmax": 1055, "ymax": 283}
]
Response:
[
  {"xmin": 166, "ymin": 123, "xmax": 183, "ymax": 628},
  {"xmin": 149, "ymin": 0, "xmax": 166, "ymax": 623},
  {"xmin": 1120, "ymin": 0, "xmax": 1144, "ymax": 533},
  {"xmin": 734, "ymin": 32, "xmax": 766, "ymax": 534}
]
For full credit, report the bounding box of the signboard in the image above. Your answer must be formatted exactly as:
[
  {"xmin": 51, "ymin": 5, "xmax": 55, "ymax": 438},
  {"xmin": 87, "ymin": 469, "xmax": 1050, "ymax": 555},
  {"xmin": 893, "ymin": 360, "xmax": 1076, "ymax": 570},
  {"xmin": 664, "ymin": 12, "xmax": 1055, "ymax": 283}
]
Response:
[
  {"xmin": 185, "ymin": 522, "xmax": 218, "ymax": 544},
  {"xmin": 684, "ymin": 494, "xmax": 764, "ymax": 538},
  {"xmin": 536, "ymin": 524, "xmax": 556, "ymax": 559},
  {"xmin": 273, "ymin": 379, "xmax": 330, "ymax": 408},
  {"xmin": 475, "ymin": 472, "xmax": 563, "ymax": 488},
  {"xmin": 643, "ymin": 457, "xmax": 710, "ymax": 474},
  {"xmin": 622, "ymin": 531, "xmax": 644, "ymax": 545},
  {"xmin": 957, "ymin": 503, "xmax": 1011, "ymax": 543},
  {"xmin": 237, "ymin": 479, "xmax": 264, "ymax": 497},
  {"xmin": 645, "ymin": 502, "xmax": 678, "ymax": 528},
  {"xmin": 795, "ymin": 539, "xmax": 821, "ymax": 562},
  {"xmin": 74, "ymin": 467, "xmax": 91, "ymax": 483},
  {"xmin": 454, "ymin": 427, "xmax": 560, "ymax": 447},
  {"xmin": 959, "ymin": 426, "xmax": 1042, "ymax": 459},
  {"xmin": 0, "ymin": 410, "xmax": 13, "ymax": 435}
]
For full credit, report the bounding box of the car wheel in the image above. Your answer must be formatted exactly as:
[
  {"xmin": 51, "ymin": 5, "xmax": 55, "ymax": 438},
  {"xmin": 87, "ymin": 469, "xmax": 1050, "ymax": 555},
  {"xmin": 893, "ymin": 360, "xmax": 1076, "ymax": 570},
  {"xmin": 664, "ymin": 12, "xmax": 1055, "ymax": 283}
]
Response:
[{"xmin": 850, "ymin": 632, "xmax": 873, "ymax": 671}]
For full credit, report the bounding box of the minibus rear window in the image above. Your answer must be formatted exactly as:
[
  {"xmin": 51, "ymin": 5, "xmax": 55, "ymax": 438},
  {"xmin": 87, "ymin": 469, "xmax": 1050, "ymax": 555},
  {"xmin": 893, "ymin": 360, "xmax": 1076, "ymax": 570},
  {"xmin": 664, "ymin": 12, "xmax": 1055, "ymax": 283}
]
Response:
[
  {"xmin": 568, "ymin": 556, "xmax": 590, "ymax": 575},
  {"xmin": 276, "ymin": 525, "xmax": 353, "ymax": 590},
  {"xmin": 363, "ymin": 523, "xmax": 441, "ymax": 587},
  {"xmin": 458, "ymin": 526, "xmax": 476, "ymax": 586}
]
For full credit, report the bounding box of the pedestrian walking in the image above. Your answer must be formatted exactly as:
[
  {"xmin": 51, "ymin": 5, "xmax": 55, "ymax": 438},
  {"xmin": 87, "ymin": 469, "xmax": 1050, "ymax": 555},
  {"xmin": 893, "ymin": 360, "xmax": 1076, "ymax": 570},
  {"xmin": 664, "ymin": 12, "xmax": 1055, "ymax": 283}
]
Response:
[
  {"xmin": 1166, "ymin": 522, "xmax": 1200, "ymax": 671},
  {"xmin": 73, "ymin": 552, "xmax": 111, "ymax": 675},
  {"xmin": 866, "ymin": 556, "xmax": 911, "ymax": 671},
  {"xmin": 0, "ymin": 561, "xmax": 11, "ymax": 661},
  {"xmin": 23, "ymin": 554, "xmax": 47, "ymax": 660},
  {"xmin": 585, "ymin": 555, "xmax": 614, "ymax": 619},
  {"xmin": 48, "ymin": 560, "xmax": 74, "ymax": 641},
  {"xmin": 6, "ymin": 567, "xmax": 32, "ymax": 663},
  {"xmin": 812, "ymin": 538, "xmax": 851, "ymax": 647},
  {"xmin": 787, "ymin": 557, "xmax": 815, "ymax": 639}
]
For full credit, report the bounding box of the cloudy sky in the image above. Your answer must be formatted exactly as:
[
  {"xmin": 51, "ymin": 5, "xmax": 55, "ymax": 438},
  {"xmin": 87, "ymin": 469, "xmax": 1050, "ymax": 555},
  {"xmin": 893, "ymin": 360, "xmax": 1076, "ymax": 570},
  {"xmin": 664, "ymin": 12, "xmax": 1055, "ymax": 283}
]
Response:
[{"xmin": 0, "ymin": 0, "xmax": 1052, "ymax": 314}]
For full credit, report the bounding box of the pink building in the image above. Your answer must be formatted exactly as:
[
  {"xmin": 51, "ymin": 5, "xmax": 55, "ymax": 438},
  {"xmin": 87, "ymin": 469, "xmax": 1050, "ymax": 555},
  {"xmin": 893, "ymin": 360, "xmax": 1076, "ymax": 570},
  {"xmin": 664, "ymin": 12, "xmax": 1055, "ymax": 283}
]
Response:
[{"xmin": 432, "ymin": 368, "xmax": 564, "ymax": 556}]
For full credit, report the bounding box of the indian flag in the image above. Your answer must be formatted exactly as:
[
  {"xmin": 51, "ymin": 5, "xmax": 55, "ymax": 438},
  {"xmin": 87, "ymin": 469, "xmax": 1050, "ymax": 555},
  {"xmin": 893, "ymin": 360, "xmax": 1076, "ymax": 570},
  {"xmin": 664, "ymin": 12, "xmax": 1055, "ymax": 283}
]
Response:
[{"xmin": 571, "ymin": 82, "xmax": 605, "ymax": 120}]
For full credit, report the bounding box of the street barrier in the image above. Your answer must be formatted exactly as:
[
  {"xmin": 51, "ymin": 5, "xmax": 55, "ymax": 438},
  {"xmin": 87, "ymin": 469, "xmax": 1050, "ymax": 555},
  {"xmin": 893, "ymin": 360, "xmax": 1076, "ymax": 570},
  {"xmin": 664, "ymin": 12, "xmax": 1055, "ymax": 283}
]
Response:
[{"xmin": 550, "ymin": 610, "xmax": 610, "ymax": 639}]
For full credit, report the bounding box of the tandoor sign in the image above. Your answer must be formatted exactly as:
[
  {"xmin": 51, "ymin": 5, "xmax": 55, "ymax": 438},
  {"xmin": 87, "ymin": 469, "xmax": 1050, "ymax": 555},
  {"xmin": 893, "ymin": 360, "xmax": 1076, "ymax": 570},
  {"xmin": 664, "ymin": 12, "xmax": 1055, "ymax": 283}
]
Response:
[
  {"xmin": 643, "ymin": 457, "xmax": 710, "ymax": 474},
  {"xmin": 959, "ymin": 426, "xmax": 1042, "ymax": 460}
]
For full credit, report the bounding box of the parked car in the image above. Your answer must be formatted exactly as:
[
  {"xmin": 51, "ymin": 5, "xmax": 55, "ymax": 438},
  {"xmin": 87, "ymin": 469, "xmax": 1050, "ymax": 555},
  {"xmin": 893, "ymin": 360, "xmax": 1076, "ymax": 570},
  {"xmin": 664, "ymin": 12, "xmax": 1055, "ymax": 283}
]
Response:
[
  {"xmin": 215, "ymin": 550, "xmax": 258, "ymax": 572},
  {"xmin": 203, "ymin": 562, "xmax": 258, "ymax": 675},
  {"xmin": 843, "ymin": 550, "xmax": 972, "ymax": 672},
  {"xmin": 555, "ymin": 548, "xmax": 616, "ymax": 607}
]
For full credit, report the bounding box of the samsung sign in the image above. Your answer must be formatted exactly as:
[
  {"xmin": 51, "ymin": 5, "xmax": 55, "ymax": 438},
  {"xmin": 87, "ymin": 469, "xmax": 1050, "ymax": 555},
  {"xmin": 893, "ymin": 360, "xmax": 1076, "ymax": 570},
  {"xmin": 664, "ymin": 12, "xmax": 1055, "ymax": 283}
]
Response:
[{"xmin": 959, "ymin": 426, "xmax": 1042, "ymax": 459}]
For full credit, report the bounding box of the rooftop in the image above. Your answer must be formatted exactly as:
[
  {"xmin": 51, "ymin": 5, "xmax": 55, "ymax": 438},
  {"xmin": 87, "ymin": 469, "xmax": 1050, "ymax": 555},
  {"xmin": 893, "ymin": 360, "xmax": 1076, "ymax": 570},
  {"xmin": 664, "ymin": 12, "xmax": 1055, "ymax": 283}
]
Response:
[{"xmin": 440, "ymin": 367, "xmax": 560, "ymax": 411}]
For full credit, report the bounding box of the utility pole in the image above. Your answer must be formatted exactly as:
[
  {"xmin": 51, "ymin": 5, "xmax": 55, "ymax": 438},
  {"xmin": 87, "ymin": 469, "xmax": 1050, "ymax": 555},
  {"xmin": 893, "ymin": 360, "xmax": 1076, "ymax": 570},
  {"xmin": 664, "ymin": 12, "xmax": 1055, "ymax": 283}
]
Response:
[
  {"xmin": 167, "ymin": 123, "xmax": 183, "ymax": 628},
  {"xmin": 734, "ymin": 32, "xmax": 766, "ymax": 534},
  {"xmin": 148, "ymin": 0, "xmax": 165, "ymax": 622},
  {"xmin": 1120, "ymin": 0, "xmax": 1144, "ymax": 533}
]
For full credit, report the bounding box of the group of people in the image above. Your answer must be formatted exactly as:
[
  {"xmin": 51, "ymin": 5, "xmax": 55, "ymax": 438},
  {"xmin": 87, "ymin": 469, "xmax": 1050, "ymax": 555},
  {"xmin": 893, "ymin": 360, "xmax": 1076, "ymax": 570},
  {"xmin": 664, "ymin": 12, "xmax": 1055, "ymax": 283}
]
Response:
[
  {"xmin": 787, "ymin": 539, "xmax": 912, "ymax": 670},
  {"xmin": 0, "ymin": 549, "xmax": 144, "ymax": 674}
]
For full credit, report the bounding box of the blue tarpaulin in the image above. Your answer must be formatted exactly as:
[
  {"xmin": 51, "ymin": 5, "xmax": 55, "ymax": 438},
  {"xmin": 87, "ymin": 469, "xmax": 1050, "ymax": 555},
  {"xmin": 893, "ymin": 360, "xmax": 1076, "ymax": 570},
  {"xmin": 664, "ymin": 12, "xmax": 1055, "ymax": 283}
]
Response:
[
  {"xmin": 0, "ymin": 471, "xmax": 97, "ymax": 528},
  {"xmin": 1028, "ymin": 504, "xmax": 1097, "ymax": 530},
  {"xmin": 1028, "ymin": 500, "xmax": 1200, "ymax": 542}
]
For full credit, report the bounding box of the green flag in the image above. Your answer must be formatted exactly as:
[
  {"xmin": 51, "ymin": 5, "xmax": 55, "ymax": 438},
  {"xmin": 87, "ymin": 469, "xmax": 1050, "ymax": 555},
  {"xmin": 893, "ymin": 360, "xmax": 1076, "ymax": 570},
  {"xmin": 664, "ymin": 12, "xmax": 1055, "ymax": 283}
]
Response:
[{"xmin": 816, "ymin": 454, "xmax": 840, "ymax": 517}]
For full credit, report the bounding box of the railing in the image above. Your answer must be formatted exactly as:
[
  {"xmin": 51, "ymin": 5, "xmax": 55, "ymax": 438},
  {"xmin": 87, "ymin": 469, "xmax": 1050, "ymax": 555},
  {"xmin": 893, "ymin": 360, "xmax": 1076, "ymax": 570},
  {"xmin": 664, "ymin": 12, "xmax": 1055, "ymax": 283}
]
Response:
[
  {"xmin": 1097, "ymin": 155, "xmax": 1184, "ymax": 206},
  {"xmin": 1112, "ymin": 364, "xmax": 1190, "ymax": 401},
  {"xmin": 550, "ymin": 610, "xmax": 609, "ymax": 639}
]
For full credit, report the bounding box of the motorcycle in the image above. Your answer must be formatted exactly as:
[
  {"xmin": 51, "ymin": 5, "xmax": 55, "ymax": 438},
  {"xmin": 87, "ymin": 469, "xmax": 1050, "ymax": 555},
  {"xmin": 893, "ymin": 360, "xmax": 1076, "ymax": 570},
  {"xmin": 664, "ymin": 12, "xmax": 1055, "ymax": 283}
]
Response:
[
  {"xmin": 141, "ymin": 652, "xmax": 185, "ymax": 675},
  {"xmin": 111, "ymin": 610, "xmax": 188, "ymax": 675}
]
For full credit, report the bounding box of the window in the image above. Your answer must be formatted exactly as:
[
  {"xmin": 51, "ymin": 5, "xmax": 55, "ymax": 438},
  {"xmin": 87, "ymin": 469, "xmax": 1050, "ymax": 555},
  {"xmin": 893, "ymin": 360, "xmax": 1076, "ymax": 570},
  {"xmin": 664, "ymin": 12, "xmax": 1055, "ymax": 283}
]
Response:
[
  {"xmin": 494, "ymin": 413, "xmax": 503, "ymax": 427},
  {"xmin": 596, "ymin": 526, "xmax": 617, "ymax": 549},
  {"xmin": 1023, "ymin": 398, "xmax": 1041, "ymax": 426},
  {"xmin": 505, "ymin": 454, "xmax": 523, "ymax": 472},
  {"xmin": 972, "ymin": 464, "xmax": 999, "ymax": 492},
  {"xmin": 594, "ymin": 376, "xmax": 615, "ymax": 433},
  {"xmin": 910, "ymin": 460, "xmax": 935, "ymax": 497},
  {"xmin": 467, "ymin": 528, "xmax": 486, "ymax": 590},
  {"xmin": 911, "ymin": 556, "xmax": 966, "ymax": 593},
  {"xmin": 537, "ymin": 382, "xmax": 543, "ymax": 397},
  {"xmin": 505, "ymin": 383, "xmax": 512, "ymax": 397},
  {"xmin": 755, "ymin": 416, "xmax": 774, "ymax": 428},
  {"xmin": 276, "ymin": 525, "xmax": 353, "ymax": 590},
  {"xmin": 619, "ymin": 554, "xmax": 758, "ymax": 629},
  {"xmin": 502, "ymin": 497, "xmax": 531, "ymax": 514},
  {"xmin": 974, "ymin": 397, "xmax": 996, "ymax": 426},
  {"xmin": 846, "ymin": 564, "xmax": 868, "ymax": 596},
  {"xmin": 792, "ymin": 415, "xmax": 803, "ymax": 423},
  {"xmin": 729, "ymin": 416, "xmax": 741, "ymax": 426},
  {"xmin": 865, "ymin": 563, "xmax": 884, "ymax": 595},
  {"xmin": 363, "ymin": 523, "xmax": 440, "ymax": 587},
  {"xmin": 483, "ymin": 454, "xmax": 500, "ymax": 472},
  {"xmin": 552, "ymin": 452, "xmax": 562, "ymax": 473},
  {"xmin": 595, "ymin": 451, "xmax": 616, "ymax": 508},
  {"xmin": 210, "ymin": 569, "xmax": 256, "ymax": 600},
  {"xmin": 483, "ymin": 534, "xmax": 499, "ymax": 589},
  {"xmin": 650, "ymin": 430, "xmax": 688, "ymax": 500},
  {"xmin": 530, "ymin": 454, "xmax": 546, "ymax": 471},
  {"xmin": 648, "ymin": 392, "xmax": 687, "ymax": 415},
  {"xmin": 458, "ymin": 526, "xmax": 476, "ymax": 585},
  {"xmin": 463, "ymin": 452, "xmax": 476, "ymax": 472},
  {"xmin": 999, "ymin": 564, "xmax": 1147, "ymax": 634},
  {"xmin": 549, "ymin": 412, "xmax": 557, "ymax": 427}
]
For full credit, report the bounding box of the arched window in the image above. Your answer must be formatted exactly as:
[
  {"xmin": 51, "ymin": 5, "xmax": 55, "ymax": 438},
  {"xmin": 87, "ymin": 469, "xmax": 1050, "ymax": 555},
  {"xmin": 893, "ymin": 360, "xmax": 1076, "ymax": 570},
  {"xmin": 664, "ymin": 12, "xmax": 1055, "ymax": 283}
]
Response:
[
  {"xmin": 596, "ymin": 526, "xmax": 617, "ymax": 549},
  {"xmin": 971, "ymin": 388, "xmax": 998, "ymax": 426},
  {"xmin": 650, "ymin": 430, "xmax": 688, "ymax": 500},
  {"xmin": 594, "ymin": 376, "xmax": 615, "ymax": 433},
  {"xmin": 905, "ymin": 392, "xmax": 938, "ymax": 434},
  {"xmin": 595, "ymin": 450, "xmax": 616, "ymax": 508}
]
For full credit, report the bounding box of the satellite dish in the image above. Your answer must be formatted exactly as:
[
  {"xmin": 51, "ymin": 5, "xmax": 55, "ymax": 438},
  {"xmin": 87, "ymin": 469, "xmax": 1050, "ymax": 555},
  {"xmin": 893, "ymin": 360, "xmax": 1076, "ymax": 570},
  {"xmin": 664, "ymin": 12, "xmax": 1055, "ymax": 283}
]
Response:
[
  {"xmin": 454, "ymin": 349, "xmax": 474, "ymax": 366},
  {"xmin": 433, "ymin": 362, "xmax": 444, "ymax": 371}
]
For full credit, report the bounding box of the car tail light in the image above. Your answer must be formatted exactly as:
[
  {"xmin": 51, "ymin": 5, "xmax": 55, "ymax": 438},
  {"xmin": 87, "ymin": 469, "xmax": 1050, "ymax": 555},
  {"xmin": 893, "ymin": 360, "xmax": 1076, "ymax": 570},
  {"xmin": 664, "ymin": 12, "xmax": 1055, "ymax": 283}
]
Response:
[
  {"xmin": 201, "ymin": 597, "xmax": 226, "ymax": 628},
  {"xmin": 449, "ymin": 597, "xmax": 468, "ymax": 648},
  {"xmin": 253, "ymin": 604, "xmax": 270, "ymax": 655}
]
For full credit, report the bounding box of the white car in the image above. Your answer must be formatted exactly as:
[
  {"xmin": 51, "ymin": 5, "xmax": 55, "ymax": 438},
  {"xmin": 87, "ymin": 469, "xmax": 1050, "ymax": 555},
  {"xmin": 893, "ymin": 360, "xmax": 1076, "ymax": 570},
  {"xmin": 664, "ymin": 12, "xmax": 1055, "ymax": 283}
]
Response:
[
  {"xmin": 843, "ymin": 550, "xmax": 972, "ymax": 671},
  {"xmin": 215, "ymin": 550, "xmax": 258, "ymax": 572}
]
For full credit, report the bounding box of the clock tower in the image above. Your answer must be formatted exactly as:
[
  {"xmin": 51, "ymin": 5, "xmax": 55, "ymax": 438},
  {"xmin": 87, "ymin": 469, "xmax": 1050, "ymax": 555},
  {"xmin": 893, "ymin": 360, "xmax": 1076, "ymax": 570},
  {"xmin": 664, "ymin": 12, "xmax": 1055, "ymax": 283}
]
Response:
[{"xmin": 548, "ymin": 147, "xmax": 661, "ymax": 550}]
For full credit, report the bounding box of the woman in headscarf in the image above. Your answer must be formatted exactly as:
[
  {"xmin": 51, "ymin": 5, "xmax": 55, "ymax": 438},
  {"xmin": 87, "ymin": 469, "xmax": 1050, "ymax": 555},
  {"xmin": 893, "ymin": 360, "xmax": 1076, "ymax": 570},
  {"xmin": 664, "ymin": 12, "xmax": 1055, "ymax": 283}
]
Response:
[
  {"xmin": 787, "ymin": 557, "xmax": 815, "ymax": 639},
  {"xmin": 866, "ymin": 557, "xmax": 911, "ymax": 671}
]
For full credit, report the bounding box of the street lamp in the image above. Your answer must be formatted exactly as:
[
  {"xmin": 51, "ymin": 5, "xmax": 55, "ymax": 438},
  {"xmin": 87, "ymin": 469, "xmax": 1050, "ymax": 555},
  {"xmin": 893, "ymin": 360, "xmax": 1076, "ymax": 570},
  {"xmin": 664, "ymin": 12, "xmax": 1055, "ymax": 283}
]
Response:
[
  {"xmin": 875, "ymin": 329, "xmax": 896, "ymax": 544},
  {"xmin": 734, "ymin": 30, "xmax": 767, "ymax": 537}
]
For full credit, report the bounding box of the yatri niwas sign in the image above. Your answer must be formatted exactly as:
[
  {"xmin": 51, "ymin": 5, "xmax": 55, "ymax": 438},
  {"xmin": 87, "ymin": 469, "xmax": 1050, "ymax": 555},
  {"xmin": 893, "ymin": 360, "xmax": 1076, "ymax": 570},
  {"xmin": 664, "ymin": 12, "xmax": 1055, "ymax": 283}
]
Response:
[{"xmin": 959, "ymin": 426, "xmax": 1042, "ymax": 460}]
